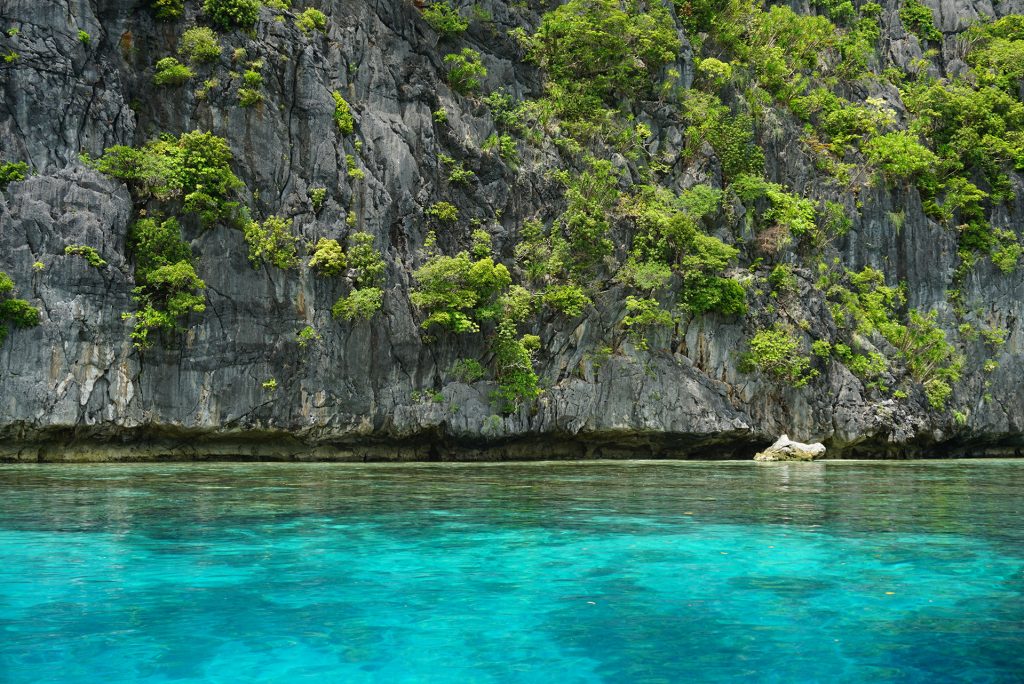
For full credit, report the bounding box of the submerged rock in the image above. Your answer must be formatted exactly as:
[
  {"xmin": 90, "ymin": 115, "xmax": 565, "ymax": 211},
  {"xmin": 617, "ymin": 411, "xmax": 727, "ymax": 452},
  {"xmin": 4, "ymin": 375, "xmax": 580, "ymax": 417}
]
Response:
[{"xmin": 754, "ymin": 435, "xmax": 827, "ymax": 462}]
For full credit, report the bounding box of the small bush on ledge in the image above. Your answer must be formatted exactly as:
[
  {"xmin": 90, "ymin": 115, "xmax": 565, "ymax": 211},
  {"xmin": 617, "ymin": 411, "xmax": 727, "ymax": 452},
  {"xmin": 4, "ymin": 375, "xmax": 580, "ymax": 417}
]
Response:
[
  {"xmin": 153, "ymin": 57, "xmax": 194, "ymax": 86},
  {"xmin": 296, "ymin": 8, "xmax": 327, "ymax": 34},
  {"xmin": 203, "ymin": 0, "xmax": 260, "ymax": 30},
  {"xmin": 64, "ymin": 245, "xmax": 107, "ymax": 268},
  {"xmin": 742, "ymin": 324, "xmax": 817, "ymax": 388},
  {"xmin": 0, "ymin": 271, "xmax": 40, "ymax": 347}
]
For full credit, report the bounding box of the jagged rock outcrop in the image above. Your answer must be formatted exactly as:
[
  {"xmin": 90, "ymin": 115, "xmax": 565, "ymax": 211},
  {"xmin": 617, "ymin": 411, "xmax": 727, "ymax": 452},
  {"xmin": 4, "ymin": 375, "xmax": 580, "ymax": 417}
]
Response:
[
  {"xmin": 0, "ymin": 0, "xmax": 1022, "ymax": 461},
  {"xmin": 754, "ymin": 434, "xmax": 827, "ymax": 461}
]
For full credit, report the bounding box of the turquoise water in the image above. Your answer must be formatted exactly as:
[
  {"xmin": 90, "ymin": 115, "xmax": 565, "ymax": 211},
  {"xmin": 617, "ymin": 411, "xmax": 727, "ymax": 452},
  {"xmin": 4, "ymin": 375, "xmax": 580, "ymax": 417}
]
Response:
[{"xmin": 0, "ymin": 461, "xmax": 1022, "ymax": 683}]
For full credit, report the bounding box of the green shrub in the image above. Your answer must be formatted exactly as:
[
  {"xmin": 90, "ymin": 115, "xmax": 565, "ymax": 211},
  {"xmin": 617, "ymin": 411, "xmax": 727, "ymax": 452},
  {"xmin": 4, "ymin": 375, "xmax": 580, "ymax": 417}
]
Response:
[
  {"xmin": 617, "ymin": 182, "xmax": 745, "ymax": 318},
  {"xmin": 439, "ymin": 155, "xmax": 475, "ymax": 185},
  {"xmin": 426, "ymin": 201, "xmax": 459, "ymax": 223},
  {"xmin": 332, "ymin": 288, "xmax": 383, "ymax": 320},
  {"xmin": 315, "ymin": 233, "xmax": 387, "ymax": 318},
  {"xmin": 346, "ymin": 154, "xmax": 364, "ymax": 181},
  {"xmin": 681, "ymin": 91, "xmax": 764, "ymax": 181},
  {"xmin": 514, "ymin": 219, "xmax": 572, "ymax": 285},
  {"xmin": 526, "ymin": 0, "xmax": 679, "ymax": 103},
  {"xmin": 743, "ymin": 325, "xmax": 817, "ymax": 387},
  {"xmin": 616, "ymin": 257, "xmax": 672, "ymax": 292},
  {"xmin": 482, "ymin": 134, "xmax": 518, "ymax": 166},
  {"xmin": 696, "ymin": 57, "xmax": 733, "ymax": 88},
  {"xmin": 862, "ymin": 131, "xmax": 941, "ymax": 181},
  {"xmin": 493, "ymin": 317, "xmax": 540, "ymax": 409},
  {"xmin": 899, "ymin": 0, "xmax": 941, "ymax": 43},
  {"xmin": 78, "ymin": 30, "xmax": 91, "ymax": 45},
  {"xmin": 791, "ymin": 88, "xmax": 893, "ymax": 156},
  {"xmin": 746, "ymin": 6, "xmax": 836, "ymax": 96},
  {"xmin": 0, "ymin": 271, "xmax": 40, "ymax": 347},
  {"xmin": 621, "ymin": 296, "xmax": 675, "ymax": 350},
  {"xmin": 679, "ymin": 275, "xmax": 747, "ymax": 316},
  {"xmin": 129, "ymin": 218, "xmax": 191, "ymax": 279},
  {"xmin": 422, "ymin": 2, "xmax": 468, "ymax": 35},
  {"xmin": 308, "ymin": 238, "xmax": 346, "ymax": 276},
  {"xmin": 820, "ymin": 265, "xmax": 963, "ymax": 407},
  {"xmin": 0, "ymin": 161, "xmax": 28, "ymax": 190},
  {"xmin": 966, "ymin": 16, "xmax": 1024, "ymax": 90},
  {"xmin": 308, "ymin": 188, "xmax": 327, "ymax": 212},
  {"xmin": 451, "ymin": 358, "xmax": 486, "ymax": 383},
  {"xmin": 203, "ymin": 0, "xmax": 260, "ymax": 30},
  {"xmin": 991, "ymin": 237, "xmax": 1022, "ymax": 274},
  {"xmin": 195, "ymin": 78, "xmax": 219, "ymax": 100},
  {"xmin": 811, "ymin": 339, "xmax": 832, "ymax": 357},
  {"xmin": 411, "ymin": 249, "xmax": 511, "ymax": 333},
  {"xmin": 242, "ymin": 68, "xmax": 262, "ymax": 88},
  {"xmin": 541, "ymin": 284, "xmax": 591, "ymax": 317},
  {"xmin": 835, "ymin": 10, "xmax": 882, "ymax": 80},
  {"xmin": 812, "ymin": 0, "xmax": 855, "ymax": 23},
  {"xmin": 924, "ymin": 379, "xmax": 952, "ymax": 410},
  {"xmin": 444, "ymin": 48, "xmax": 486, "ymax": 94},
  {"xmin": 296, "ymin": 325, "xmax": 320, "ymax": 347},
  {"xmin": 332, "ymin": 91, "xmax": 354, "ymax": 134},
  {"xmin": 151, "ymin": 0, "xmax": 185, "ymax": 20},
  {"xmin": 695, "ymin": 0, "xmax": 835, "ymax": 100},
  {"xmin": 832, "ymin": 343, "xmax": 887, "ymax": 380},
  {"xmin": 731, "ymin": 174, "xmax": 818, "ymax": 246},
  {"xmin": 126, "ymin": 218, "xmax": 205, "ymax": 349},
  {"xmin": 902, "ymin": 80, "xmax": 1024, "ymax": 203},
  {"xmin": 64, "ymin": 245, "xmax": 107, "ymax": 268},
  {"xmin": 469, "ymin": 229, "xmax": 492, "ymax": 259},
  {"xmin": 554, "ymin": 157, "xmax": 619, "ymax": 276},
  {"xmin": 180, "ymin": 27, "xmax": 221, "ymax": 63},
  {"xmin": 768, "ymin": 264, "xmax": 797, "ymax": 292},
  {"xmin": 411, "ymin": 243, "xmax": 538, "ymax": 409},
  {"xmin": 91, "ymin": 131, "xmax": 243, "ymax": 224},
  {"xmin": 153, "ymin": 57, "xmax": 194, "ymax": 86},
  {"xmin": 143, "ymin": 262, "xmax": 207, "ymax": 319},
  {"xmin": 346, "ymin": 232, "xmax": 386, "ymax": 287},
  {"xmin": 244, "ymin": 215, "xmax": 299, "ymax": 269},
  {"xmin": 296, "ymin": 8, "xmax": 327, "ymax": 33},
  {"xmin": 238, "ymin": 87, "xmax": 263, "ymax": 107},
  {"xmin": 881, "ymin": 309, "xmax": 963, "ymax": 402}
]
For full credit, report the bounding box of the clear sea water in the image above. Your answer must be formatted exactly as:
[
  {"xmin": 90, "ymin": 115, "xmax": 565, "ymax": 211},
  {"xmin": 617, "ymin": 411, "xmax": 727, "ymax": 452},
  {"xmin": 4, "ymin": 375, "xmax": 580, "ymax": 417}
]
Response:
[{"xmin": 0, "ymin": 460, "xmax": 1022, "ymax": 683}]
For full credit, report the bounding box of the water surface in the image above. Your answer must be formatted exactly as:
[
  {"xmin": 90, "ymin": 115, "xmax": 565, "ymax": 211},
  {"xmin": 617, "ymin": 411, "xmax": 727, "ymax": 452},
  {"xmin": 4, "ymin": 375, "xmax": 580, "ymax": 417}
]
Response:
[{"xmin": 1, "ymin": 460, "xmax": 1022, "ymax": 682}]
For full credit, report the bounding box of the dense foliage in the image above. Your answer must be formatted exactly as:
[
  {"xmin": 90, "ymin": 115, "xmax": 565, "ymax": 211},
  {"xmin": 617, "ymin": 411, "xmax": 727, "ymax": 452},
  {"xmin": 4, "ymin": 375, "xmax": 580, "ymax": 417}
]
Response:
[
  {"xmin": 0, "ymin": 271, "xmax": 40, "ymax": 348},
  {"xmin": 422, "ymin": 2, "xmax": 468, "ymax": 35},
  {"xmin": 179, "ymin": 28, "xmax": 221, "ymax": 64},
  {"xmin": 203, "ymin": 0, "xmax": 260, "ymax": 30},
  {"xmin": 90, "ymin": 131, "xmax": 242, "ymax": 224},
  {"xmin": 53, "ymin": 0, "xmax": 1024, "ymax": 417},
  {"xmin": 0, "ymin": 161, "xmax": 28, "ymax": 190},
  {"xmin": 126, "ymin": 217, "xmax": 206, "ymax": 349},
  {"xmin": 90, "ymin": 132, "xmax": 243, "ymax": 348}
]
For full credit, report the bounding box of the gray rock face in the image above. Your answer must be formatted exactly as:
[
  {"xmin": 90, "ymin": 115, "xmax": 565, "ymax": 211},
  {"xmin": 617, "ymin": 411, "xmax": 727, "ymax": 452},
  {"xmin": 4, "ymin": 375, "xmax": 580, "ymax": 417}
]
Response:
[
  {"xmin": 0, "ymin": 0, "xmax": 1022, "ymax": 461},
  {"xmin": 754, "ymin": 435, "xmax": 827, "ymax": 462}
]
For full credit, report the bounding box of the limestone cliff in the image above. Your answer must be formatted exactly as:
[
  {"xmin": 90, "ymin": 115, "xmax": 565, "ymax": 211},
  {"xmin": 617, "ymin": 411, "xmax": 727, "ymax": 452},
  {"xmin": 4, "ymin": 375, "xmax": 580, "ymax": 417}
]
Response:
[{"xmin": 0, "ymin": 0, "xmax": 1022, "ymax": 460}]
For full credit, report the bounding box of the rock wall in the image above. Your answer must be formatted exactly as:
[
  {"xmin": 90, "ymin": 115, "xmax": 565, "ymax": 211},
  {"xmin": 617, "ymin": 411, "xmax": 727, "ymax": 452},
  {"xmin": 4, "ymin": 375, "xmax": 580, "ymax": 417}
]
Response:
[{"xmin": 0, "ymin": 0, "xmax": 1022, "ymax": 461}]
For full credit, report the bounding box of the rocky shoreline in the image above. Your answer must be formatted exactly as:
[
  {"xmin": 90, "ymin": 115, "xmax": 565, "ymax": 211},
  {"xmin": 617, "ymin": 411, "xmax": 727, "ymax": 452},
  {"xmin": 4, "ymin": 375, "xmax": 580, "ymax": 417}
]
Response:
[{"xmin": 1, "ymin": 427, "xmax": 1020, "ymax": 463}]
